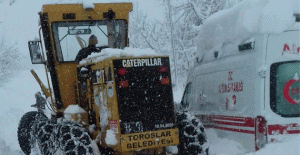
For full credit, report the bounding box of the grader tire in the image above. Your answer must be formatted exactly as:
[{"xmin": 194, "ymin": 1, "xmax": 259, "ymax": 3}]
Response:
[
  {"xmin": 17, "ymin": 111, "xmax": 47, "ymax": 155},
  {"xmin": 33, "ymin": 121, "xmax": 94, "ymax": 155},
  {"xmin": 35, "ymin": 120, "xmax": 58, "ymax": 155},
  {"xmin": 57, "ymin": 123, "xmax": 94, "ymax": 155},
  {"xmin": 176, "ymin": 111, "xmax": 208, "ymax": 155}
]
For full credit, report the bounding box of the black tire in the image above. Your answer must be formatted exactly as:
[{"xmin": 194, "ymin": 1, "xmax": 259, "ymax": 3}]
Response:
[
  {"xmin": 57, "ymin": 122, "xmax": 94, "ymax": 155},
  {"xmin": 99, "ymin": 146, "xmax": 114, "ymax": 155},
  {"xmin": 176, "ymin": 111, "xmax": 208, "ymax": 155},
  {"xmin": 33, "ymin": 121, "xmax": 94, "ymax": 155},
  {"xmin": 19, "ymin": 111, "xmax": 94, "ymax": 155},
  {"xmin": 17, "ymin": 111, "xmax": 47, "ymax": 155},
  {"xmin": 35, "ymin": 120, "xmax": 57, "ymax": 155}
]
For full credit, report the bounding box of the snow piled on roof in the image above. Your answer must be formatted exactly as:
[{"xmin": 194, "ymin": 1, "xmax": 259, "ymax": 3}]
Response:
[
  {"xmin": 82, "ymin": 2, "xmax": 95, "ymax": 10},
  {"xmin": 197, "ymin": 0, "xmax": 299, "ymax": 55},
  {"xmin": 79, "ymin": 47, "xmax": 162, "ymax": 66}
]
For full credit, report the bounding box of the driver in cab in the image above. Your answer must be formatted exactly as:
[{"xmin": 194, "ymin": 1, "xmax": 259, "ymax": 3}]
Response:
[{"xmin": 75, "ymin": 35, "xmax": 99, "ymax": 62}]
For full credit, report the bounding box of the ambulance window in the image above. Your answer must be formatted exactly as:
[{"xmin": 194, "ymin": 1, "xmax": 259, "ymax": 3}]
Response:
[
  {"xmin": 270, "ymin": 61, "xmax": 300, "ymax": 117},
  {"xmin": 181, "ymin": 83, "xmax": 192, "ymax": 109}
]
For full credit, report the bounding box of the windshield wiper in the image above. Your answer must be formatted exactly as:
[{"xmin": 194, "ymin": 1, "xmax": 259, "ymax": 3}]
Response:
[
  {"xmin": 60, "ymin": 26, "xmax": 76, "ymax": 42},
  {"xmin": 97, "ymin": 25, "xmax": 108, "ymax": 37}
]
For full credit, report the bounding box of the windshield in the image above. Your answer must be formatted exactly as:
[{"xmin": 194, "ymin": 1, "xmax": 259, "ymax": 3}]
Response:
[
  {"xmin": 52, "ymin": 20, "xmax": 127, "ymax": 62},
  {"xmin": 270, "ymin": 61, "xmax": 300, "ymax": 117}
]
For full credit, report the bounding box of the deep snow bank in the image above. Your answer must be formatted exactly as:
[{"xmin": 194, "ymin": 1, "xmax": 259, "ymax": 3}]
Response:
[
  {"xmin": 206, "ymin": 128, "xmax": 300, "ymax": 155},
  {"xmin": 0, "ymin": 67, "xmax": 46, "ymax": 152}
]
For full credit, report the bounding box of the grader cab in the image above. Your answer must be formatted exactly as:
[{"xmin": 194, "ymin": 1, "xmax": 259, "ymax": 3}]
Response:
[{"xmin": 18, "ymin": 3, "xmax": 182, "ymax": 155}]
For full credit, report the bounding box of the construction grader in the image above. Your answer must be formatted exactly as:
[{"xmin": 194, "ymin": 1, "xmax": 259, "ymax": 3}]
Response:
[{"xmin": 17, "ymin": 2, "xmax": 208, "ymax": 155}]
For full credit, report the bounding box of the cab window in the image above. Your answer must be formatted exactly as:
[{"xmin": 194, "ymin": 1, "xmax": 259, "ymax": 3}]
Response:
[{"xmin": 51, "ymin": 20, "xmax": 127, "ymax": 62}]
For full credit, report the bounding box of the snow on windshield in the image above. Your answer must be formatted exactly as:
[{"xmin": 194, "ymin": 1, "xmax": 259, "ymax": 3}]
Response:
[{"xmin": 196, "ymin": 0, "xmax": 300, "ymax": 60}]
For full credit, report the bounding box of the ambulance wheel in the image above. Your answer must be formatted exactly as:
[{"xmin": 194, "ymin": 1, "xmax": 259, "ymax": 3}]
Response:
[
  {"xmin": 57, "ymin": 123, "xmax": 94, "ymax": 155},
  {"xmin": 176, "ymin": 111, "xmax": 208, "ymax": 155},
  {"xmin": 17, "ymin": 111, "xmax": 47, "ymax": 155}
]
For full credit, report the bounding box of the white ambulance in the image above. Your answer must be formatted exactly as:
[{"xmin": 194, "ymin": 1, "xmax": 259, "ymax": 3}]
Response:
[{"xmin": 181, "ymin": 3, "xmax": 300, "ymax": 152}]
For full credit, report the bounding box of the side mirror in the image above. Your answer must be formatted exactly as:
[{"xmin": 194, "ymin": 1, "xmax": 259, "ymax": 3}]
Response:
[{"xmin": 28, "ymin": 41, "xmax": 43, "ymax": 64}]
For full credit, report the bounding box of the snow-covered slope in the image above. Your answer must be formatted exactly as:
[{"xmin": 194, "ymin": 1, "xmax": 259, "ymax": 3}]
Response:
[{"xmin": 0, "ymin": 66, "xmax": 46, "ymax": 153}]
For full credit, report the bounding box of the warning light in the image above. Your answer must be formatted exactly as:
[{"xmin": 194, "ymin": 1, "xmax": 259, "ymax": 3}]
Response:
[
  {"xmin": 158, "ymin": 66, "xmax": 167, "ymax": 73},
  {"xmin": 118, "ymin": 68, "xmax": 126, "ymax": 75},
  {"xmin": 119, "ymin": 80, "xmax": 129, "ymax": 88},
  {"xmin": 160, "ymin": 77, "xmax": 170, "ymax": 85}
]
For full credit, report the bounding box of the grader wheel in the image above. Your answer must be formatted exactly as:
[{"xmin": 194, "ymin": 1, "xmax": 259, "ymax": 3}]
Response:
[
  {"xmin": 17, "ymin": 111, "xmax": 47, "ymax": 155},
  {"xmin": 176, "ymin": 111, "xmax": 209, "ymax": 155},
  {"xmin": 18, "ymin": 111, "xmax": 94, "ymax": 155}
]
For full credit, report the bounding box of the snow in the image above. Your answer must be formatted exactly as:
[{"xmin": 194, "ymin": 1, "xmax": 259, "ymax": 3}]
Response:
[
  {"xmin": 206, "ymin": 129, "xmax": 247, "ymax": 155},
  {"xmin": 79, "ymin": 47, "xmax": 162, "ymax": 66},
  {"xmin": 63, "ymin": 105, "xmax": 87, "ymax": 124},
  {"xmin": 0, "ymin": 67, "xmax": 46, "ymax": 152},
  {"xmin": 91, "ymin": 140, "xmax": 101, "ymax": 155},
  {"xmin": 100, "ymin": 103, "xmax": 110, "ymax": 130},
  {"xmin": 245, "ymin": 137, "xmax": 300, "ymax": 155},
  {"xmin": 206, "ymin": 128, "xmax": 300, "ymax": 155},
  {"xmin": 166, "ymin": 145, "xmax": 178, "ymax": 154},
  {"xmin": 259, "ymin": 0, "xmax": 295, "ymax": 33},
  {"xmin": 89, "ymin": 124, "xmax": 96, "ymax": 134},
  {"xmin": 2, "ymin": 68, "xmax": 297, "ymax": 154},
  {"xmin": 82, "ymin": 2, "xmax": 94, "ymax": 10},
  {"xmin": 105, "ymin": 129, "xmax": 118, "ymax": 146},
  {"xmin": 0, "ymin": 0, "xmax": 299, "ymax": 154},
  {"xmin": 197, "ymin": 0, "xmax": 299, "ymax": 60},
  {"xmin": 64, "ymin": 105, "xmax": 86, "ymax": 114}
]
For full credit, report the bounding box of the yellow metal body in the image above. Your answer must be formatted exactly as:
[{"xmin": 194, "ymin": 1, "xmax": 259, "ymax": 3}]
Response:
[
  {"xmin": 120, "ymin": 128, "xmax": 179, "ymax": 152},
  {"xmin": 82, "ymin": 56, "xmax": 179, "ymax": 154},
  {"xmin": 35, "ymin": 3, "xmax": 179, "ymax": 154},
  {"xmin": 30, "ymin": 69, "xmax": 51, "ymax": 98},
  {"xmin": 40, "ymin": 3, "xmax": 132, "ymax": 110}
]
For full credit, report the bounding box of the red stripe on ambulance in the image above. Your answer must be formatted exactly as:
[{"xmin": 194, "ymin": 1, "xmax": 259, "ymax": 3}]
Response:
[
  {"xmin": 268, "ymin": 124, "xmax": 300, "ymax": 135},
  {"xmin": 198, "ymin": 115, "xmax": 255, "ymax": 134}
]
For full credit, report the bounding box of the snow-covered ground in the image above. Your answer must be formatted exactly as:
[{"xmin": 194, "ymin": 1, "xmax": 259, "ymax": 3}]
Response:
[
  {"xmin": 0, "ymin": 66, "xmax": 45, "ymax": 154},
  {"xmin": 0, "ymin": 61, "xmax": 299, "ymax": 155},
  {"xmin": 206, "ymin": 129, "xmax": 300, "ymax": 155},
  {"xmin": 0, "ymin": 0, "xmax": 299, "ymax": 154}
]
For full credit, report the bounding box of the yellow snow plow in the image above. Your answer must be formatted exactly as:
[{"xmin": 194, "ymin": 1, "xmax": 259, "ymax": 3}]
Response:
[{"xmin": 18, "ymin": 3, "xmax": 182, "ymax": 155}]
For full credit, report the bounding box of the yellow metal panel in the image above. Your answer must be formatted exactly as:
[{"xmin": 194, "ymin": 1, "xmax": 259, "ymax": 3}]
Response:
[
  {"xmin": 42, "ymin": 3, "xmax": 132, "ymax": 24},
  {"xmin": 40, "ymin": 3, "xmax": 132, "ymax": 110},
  {"xmin": 120, "ymin": 128, "xmax": 179, "ymax": 152},
  {"xmin": 56, "ymin": 63, "xmax": 78, "ymax": 109}
]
